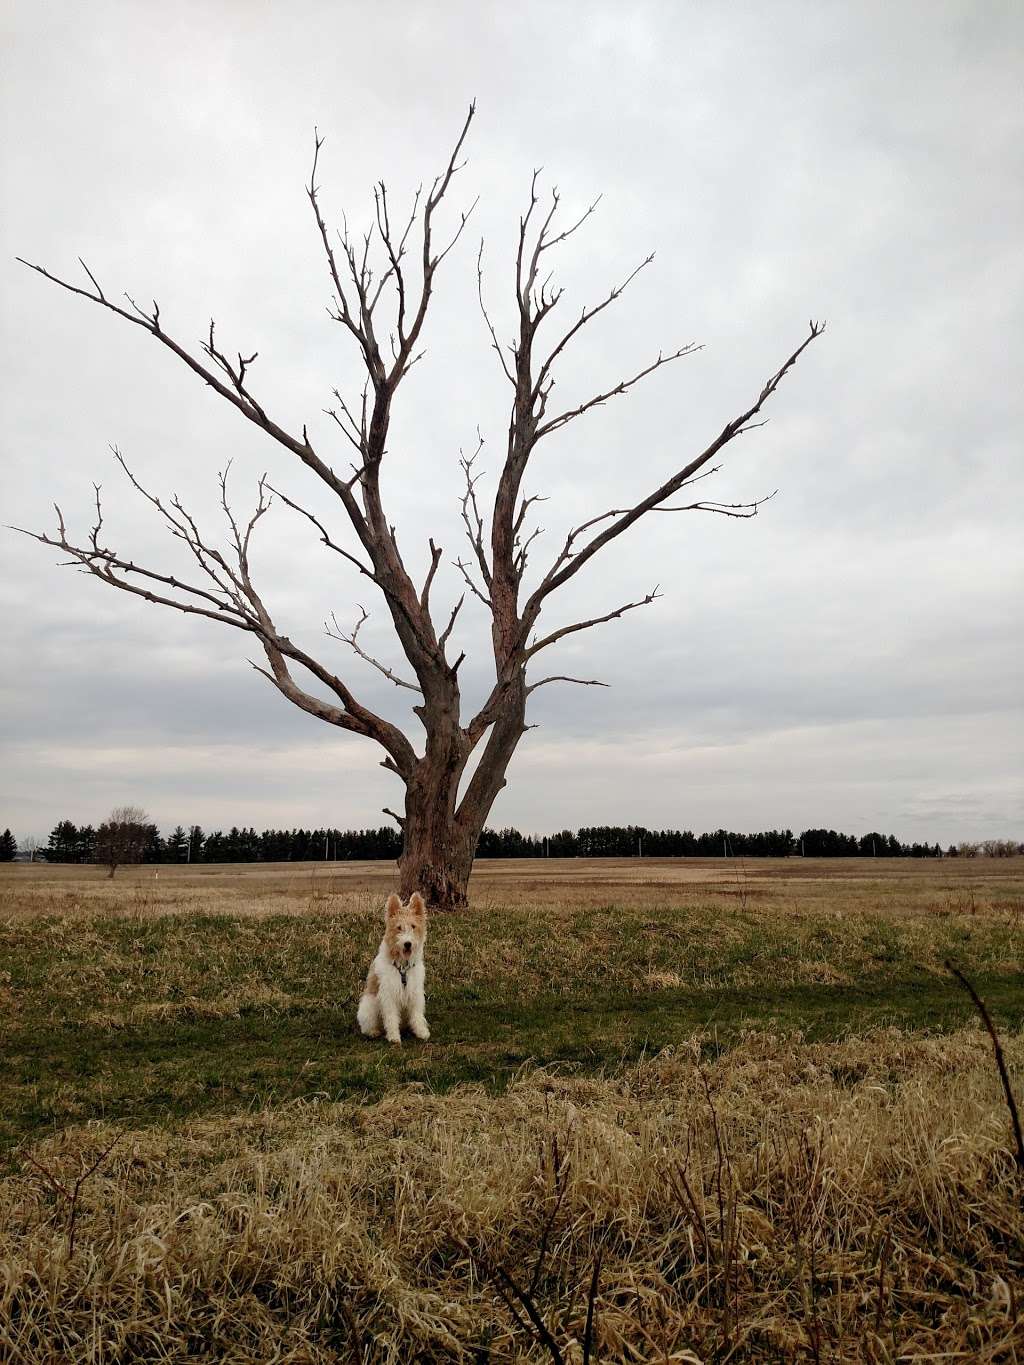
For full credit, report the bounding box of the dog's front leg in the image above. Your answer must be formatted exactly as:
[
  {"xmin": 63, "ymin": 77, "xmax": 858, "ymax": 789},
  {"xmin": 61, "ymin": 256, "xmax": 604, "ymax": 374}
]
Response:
[
  {"xmin": 380, "ymin": 996, "xmax": 403, "ymax": 1045},
  {"xmin": 408, "ymin": 985, "xmax": 430, "ymax": 1041}
]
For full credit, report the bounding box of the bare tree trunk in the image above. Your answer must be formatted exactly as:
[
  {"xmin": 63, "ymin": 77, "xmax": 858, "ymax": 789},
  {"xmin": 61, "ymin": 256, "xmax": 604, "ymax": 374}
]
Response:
[
  {"xmin": 397, "ymin": 727, "xmax": 472, "ymax": 908},
  {"xmin": 398, "ymin": 800, "xmax": 476, "ymax": 909},
  {"xmin": 396, "ymin": 673, "xmax": 527, "ymax": 908}
]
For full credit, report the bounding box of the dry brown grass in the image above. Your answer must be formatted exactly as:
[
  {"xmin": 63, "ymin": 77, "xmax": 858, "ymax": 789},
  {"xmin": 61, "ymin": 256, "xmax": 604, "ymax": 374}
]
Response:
[
  {"xmin": 3, "ymin": 853, "xmax": 1022, "ymax": 921},
  {"xmin": 1, "ymin": 857, "xmax": 1022, "ymax": 1361},
  {"xmin": 1, "ymin": 1029, "xmax": 1022, "ymax": 1362}
]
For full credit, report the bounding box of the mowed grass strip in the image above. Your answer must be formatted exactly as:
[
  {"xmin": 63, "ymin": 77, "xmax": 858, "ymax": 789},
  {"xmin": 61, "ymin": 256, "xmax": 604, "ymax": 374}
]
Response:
[{"xmin": 2, "ymin": 873, "xmax": 1022, "ymax": 1148}]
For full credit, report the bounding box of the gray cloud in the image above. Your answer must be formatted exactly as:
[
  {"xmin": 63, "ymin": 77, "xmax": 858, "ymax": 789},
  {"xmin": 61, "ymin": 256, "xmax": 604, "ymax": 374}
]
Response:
[{"xmin": 2, "ymin": 0, "xmax": 1022, "ymax": 844}]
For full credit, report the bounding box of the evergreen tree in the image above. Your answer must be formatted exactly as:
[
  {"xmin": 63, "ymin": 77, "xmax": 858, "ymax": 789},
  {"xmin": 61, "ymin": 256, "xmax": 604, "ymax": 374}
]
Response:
[
  {"xmin": 143, "ymin": 824, "xmax": 164, "ymax": 863},
  {"xmin": 46, "ymin": 820, "xmax": 80, "ymax": 862},
  {"xmin": 203, "ymin": 831, "xmax": 225, "ymax": 862},
  {"xmin": 0, "ymin": 829, "xmax": 16, "ymax": 861},
  {"xmin": 165, "ymin": 826, "xmax": 188, "ymax": 862},
  {"xmin": 548, "ymin": 829, "xmax": 579, "ymax": 857},
  {"xmin": 858, "ymin": 832, "xmax": 880, "ymax": 856},
  {"xmin": 260, "ymin": 828, "xmax": 290, "ymax": 861}
]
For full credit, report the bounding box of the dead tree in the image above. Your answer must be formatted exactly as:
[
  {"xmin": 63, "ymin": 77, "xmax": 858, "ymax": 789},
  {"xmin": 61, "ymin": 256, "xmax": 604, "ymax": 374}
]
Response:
[{"xmin": 15, "ymin": 105, "xmax": 823, "ymax": 908}]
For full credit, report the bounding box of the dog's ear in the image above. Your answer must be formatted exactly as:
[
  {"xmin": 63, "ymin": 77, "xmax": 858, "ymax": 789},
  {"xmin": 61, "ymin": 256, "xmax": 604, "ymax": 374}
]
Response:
[
  {"xmin": 408, "ymin": 891, "xmax": 426, "ymax": 918},
  {"xmin": 385, "ymin": 892, "xmax": 402, "ymax": 920}
]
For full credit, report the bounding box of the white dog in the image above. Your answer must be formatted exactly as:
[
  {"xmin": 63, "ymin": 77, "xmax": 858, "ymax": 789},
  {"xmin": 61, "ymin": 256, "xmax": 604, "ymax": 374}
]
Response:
[{"xmin": 357, "ymin": 891, "xmax": 429, "ymax": 1044}]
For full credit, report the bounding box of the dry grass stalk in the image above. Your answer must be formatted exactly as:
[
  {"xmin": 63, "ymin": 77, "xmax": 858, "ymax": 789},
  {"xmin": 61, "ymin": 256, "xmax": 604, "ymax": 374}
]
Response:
[{"xmin": 947, "ymin": 959, "xmax": 1024, "ymax": 1171}]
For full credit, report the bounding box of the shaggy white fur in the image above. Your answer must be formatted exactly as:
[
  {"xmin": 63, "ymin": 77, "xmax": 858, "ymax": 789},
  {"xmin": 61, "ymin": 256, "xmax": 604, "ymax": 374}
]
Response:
[{"xmin": 356, "ymin": 891, "xmax": 429, "ymax": 1045}]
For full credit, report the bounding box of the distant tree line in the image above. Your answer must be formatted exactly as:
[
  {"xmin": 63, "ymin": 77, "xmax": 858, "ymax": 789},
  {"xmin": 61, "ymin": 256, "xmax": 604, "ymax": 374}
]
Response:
[
  {"xmin": 28, "ymin": 821, "xmax": 403, "ymax": 865},
  {"xmin": 481, "ymin": 826, "xmax": 949, "ymax": 858},
  {"xmin": 7, "ymin": 819, "xmax": 1017, "ymax": 867}
]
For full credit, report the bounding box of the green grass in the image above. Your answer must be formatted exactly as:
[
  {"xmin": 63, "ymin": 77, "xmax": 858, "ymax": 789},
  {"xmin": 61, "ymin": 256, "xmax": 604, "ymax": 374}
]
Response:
[{"xmin": 3, "ymin": 899, "xmax": 1022, "ymax": 1152}]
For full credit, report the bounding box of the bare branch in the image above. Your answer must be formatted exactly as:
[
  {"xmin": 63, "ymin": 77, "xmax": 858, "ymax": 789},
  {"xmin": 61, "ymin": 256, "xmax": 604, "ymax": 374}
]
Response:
[
  {"xmin": 250, "ymin": 639, "xmax": 416, "ymax": 777},
  {"xmin": 432, "ymin": 195, "xmax": 480, "ymax": 271},
  {"xmin": 540, "ymin": 466, "xmax": 727, "ymax": 586},
  {"xmin": 438, "ymin": 594, "xmax": 464, "ymax": 654},
  {"xmin": 327, "ymin": 607, "xmax": 422, "ymax": 692},
  {"xmin": 77, "ymin": 256, "xmax": 106, "ymax": 301},
  {"xmin": 514, "ymin": 523, "xmax": 545, "ymax": 582},
  {"xmin": 536, "ymin": 341, "xmax": 701, "ymax": 440},
  {"xmin": 526, "ymin": 674, "xmax": 609, "ymax": 694},
  {"xmin": 476, "ymin": 240, "xmax": 515, "ymax": 384},
  {"xmin": 655, "ymin": 491, "xmax": 778, "ymax": 518},
  {"xmin": 453, "ymin": 556, "xmax": 492, "ymax": 608},
  {"xmin": 527, "ymin": 322, "xmax": 825, "ymax": 612},
  {"xmin": 307, "ymin": 130, "xmax": 365, "ymax": 352},
  {"xmin": 387, "ymin": 102, "xmax": 477, "ymax": 384},
  {"xmin": 16, "ymin": 458, "xmax": 417, "ymax": 777},
  {"xmin": 12, "ymin": 479, "xmax": 255, "ymax": 633},
  {"xmin": 420, "ymin": 538, "xmax": 443, "ymax": 613},
  {"xmin": 324, "ymin": 386, "xmax": 368, "ymax": 458},
  {"xmin": 264, "ymin": 483, "xmax": 376, "ymax": 580},
  {"xmin": 537, "ymin": 193, "xmax": 602, "ymax": 255},
  {"xmin": 458, "ymin": 431, "xmax": 492, "ymax": 589},
  {"xmin": 513, "ymin": 491, "xmax": 548, "ymax": 538},
  {"xmin": 383, "ymin": 806, "xmax": 406, "ymax": 829},
  {"xmin": 371, "ymin": 178, "xmax": 421, "ymax": 331},
  {"xmin": 526, "ymin": 588, "xmax": 662, "ymax": 659},
  {"xmin": 14, "ymin": 256, "xmax": 374, "ymax": 547},
  {"xmin": 533, "ymin": 251, "xmax": 655, "ymax": 398}
]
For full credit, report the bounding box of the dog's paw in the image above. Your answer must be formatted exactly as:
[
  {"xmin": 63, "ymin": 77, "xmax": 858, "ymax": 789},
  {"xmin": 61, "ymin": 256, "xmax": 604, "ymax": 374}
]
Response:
[
  {"xmin": 386, "ymin": 1032, "xmax": 402, "ymax": 1046},
  {"xmin": 410, "ymin": 1019, "xmax": 430, "ymax": 1041}
]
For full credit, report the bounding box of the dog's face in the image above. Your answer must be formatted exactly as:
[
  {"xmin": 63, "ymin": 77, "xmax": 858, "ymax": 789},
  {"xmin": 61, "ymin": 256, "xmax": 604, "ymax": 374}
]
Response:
[{"xmin": 384, "ymin": 891, "xmax": 427, "ymax": 965}]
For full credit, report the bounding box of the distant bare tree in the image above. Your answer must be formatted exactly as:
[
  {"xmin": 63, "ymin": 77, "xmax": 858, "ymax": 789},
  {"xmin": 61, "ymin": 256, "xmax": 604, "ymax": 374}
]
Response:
[
  {"xmin": 15, "ymin": 106, "xmax": 823, "ymax": 907},
  {"xmin": 95, "ymin": 806, "xmax": 150, "ymax": 879},
  {"xmin": 18, "ymin": 835, "xmax": 43, "ymax": 864},
  {"xmin": 980, "ymin": 839, "xmax": 1021, "ymax": 859}
]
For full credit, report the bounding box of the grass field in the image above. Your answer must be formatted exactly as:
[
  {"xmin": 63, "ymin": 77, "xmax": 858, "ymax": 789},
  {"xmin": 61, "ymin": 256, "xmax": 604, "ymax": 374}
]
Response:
[{"xmin": 1, "ymin": 857, "xmax": 1022, "ymax": 1361}]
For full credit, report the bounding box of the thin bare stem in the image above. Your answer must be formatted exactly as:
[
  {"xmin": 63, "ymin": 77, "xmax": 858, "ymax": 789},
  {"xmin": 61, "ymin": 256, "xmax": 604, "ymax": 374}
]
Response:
[
  {"xmin": 327, "ymin": 608, "xmax": 422, "ymax": 692},
  {"xmin": 946, "ymin": 960, "xmax": 1024, "ymax": 1170},
  {"xmin": 526, "ymin": 588, "xmax": 662, "ymax": 660}
]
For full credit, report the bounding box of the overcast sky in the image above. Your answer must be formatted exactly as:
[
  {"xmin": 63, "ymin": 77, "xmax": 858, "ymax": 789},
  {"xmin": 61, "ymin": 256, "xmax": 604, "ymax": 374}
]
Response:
[{"xmin": 2, "ymin": 0, "xmax": 1021, "ymax": 845}]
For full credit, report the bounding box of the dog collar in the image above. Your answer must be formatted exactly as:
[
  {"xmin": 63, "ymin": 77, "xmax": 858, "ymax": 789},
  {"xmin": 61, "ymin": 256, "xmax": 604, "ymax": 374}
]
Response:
[{"xmin": 394, "ymin": 960, "xmax": 410, "ymax": 987}]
